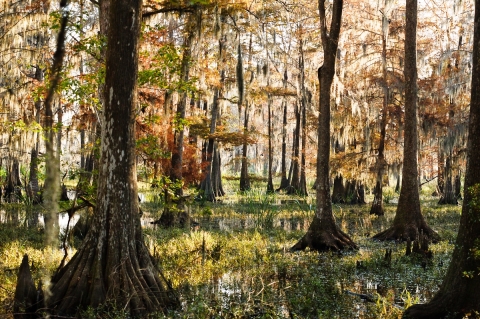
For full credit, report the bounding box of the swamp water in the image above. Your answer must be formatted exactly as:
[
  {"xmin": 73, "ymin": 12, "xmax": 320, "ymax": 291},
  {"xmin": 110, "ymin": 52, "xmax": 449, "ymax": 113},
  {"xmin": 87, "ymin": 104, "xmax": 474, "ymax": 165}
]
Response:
[{"xmin": 0, "ymin": 200, "xmax": 456, "ymax": 318}]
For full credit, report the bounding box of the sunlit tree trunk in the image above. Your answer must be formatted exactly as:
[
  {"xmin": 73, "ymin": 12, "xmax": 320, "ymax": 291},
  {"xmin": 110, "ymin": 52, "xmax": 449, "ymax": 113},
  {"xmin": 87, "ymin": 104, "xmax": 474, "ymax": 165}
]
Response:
[
  {"xmin": 48, "ymin": 0, "xmax": 179, "ymax": 315},
  {"xmin": 42, "ymin": 0, "xmax": 70, "ymax": 247}
]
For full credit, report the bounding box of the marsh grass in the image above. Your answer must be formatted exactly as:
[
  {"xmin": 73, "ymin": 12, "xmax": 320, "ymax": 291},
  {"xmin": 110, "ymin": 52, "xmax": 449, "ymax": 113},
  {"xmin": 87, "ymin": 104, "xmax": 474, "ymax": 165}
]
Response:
[{"xmin": 0, "ymin": 182, "xmax": 462, "ymax": 318}]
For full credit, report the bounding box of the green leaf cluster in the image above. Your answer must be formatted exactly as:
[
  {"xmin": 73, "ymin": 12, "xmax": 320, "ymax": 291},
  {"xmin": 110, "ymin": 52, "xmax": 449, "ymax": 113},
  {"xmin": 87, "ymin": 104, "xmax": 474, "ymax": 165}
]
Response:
[{"xmin": 138, "ymin": 43, "xmax": 197, "ymax": 94}]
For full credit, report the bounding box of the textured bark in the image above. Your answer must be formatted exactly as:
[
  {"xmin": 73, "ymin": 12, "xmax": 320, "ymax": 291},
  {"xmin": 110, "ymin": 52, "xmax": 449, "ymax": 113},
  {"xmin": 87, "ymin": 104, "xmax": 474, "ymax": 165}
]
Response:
[
  {"xmin": 48, "ymin": 0, "xmax": 179, "ymax": 315},
  {"xmin": 292, "ymin": 0, "xmax": 356, "ymax": 252},
  {"xmin": 403, "ymin": 1, "xmax": 480, "ymax": 316},
  {"xmin": 374, "ymin": 0, "xmax": 439, "ymax": 242}
]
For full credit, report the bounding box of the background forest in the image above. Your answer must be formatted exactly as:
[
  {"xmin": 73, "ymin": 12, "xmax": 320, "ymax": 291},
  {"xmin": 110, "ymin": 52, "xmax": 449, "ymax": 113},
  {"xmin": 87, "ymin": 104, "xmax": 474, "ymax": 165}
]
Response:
[
  {"xmin": 1, "ymin": 0, "xmax": 479, "ymax": 318},
  {"xmin": 0, "ymin": 0, "xmax": 473, "ymax": 201}
]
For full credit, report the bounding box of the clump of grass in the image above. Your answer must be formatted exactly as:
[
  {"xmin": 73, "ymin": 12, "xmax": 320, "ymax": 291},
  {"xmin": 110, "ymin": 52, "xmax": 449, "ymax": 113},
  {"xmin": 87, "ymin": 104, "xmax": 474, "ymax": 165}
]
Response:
[{"xmin": 0, "ymin": 231, "xmax": 65, "ymax": 315}]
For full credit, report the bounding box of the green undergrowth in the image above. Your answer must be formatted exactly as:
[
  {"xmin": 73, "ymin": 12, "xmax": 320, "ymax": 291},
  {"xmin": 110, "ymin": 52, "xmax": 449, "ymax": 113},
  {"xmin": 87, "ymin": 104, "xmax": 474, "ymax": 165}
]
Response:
[
  {"xmin": 143, "ymin": 190, "xmax": 460, "ymax": 318},
  {"xmin": 0, "ymin": 184, "xmax": 462, "ymax": 318}
]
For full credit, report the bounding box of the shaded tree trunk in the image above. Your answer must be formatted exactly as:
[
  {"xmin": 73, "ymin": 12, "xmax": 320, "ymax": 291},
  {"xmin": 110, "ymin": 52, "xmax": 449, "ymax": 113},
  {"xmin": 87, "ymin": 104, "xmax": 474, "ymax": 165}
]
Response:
[
  {"xmin": 48, "ymin": 0, "xmax": 179, "ymax": 315},
  {"xmin": 5, "ymin": 158, "xmax": 23, "ymax": 203},
  {"xmin": 454, "ymin": 173, "xmax": 462, "ymax": 200},
  {"xmin": 277, "ymin": 95, "xmax": 290, "ymax": 191},
  {"xmin": 370, "ymin": 12, "xmax": 389, "ymax": 216},
  {"xmin": 438, "ymin": 153, "xmax": 457, "ymax": 205},
  {"xmin": 211, "ymin": 143, "xmax": 224, "ymax": 197},
  {"xmin": 199, "ymin": 16, "xmax": 227, "ymax": 201},
  {"xmin": 298, "ymin": 35, "xmax": 308, "ymax": 197},
  {"xmin": 291, "ymin": 0, "xmax": 357, "ymax": 252},
  {"xmin": 26, "ymin": 67, "xmax": 44, "ymax": 205},
  {"xmin": 332, "ymin": 174, "xmax": 345, "ymax": 204},
  {"xmin": 347, "ymin": 180, "xmax": 366, "ymax": 205},
  {"xmin": 240, "ymin": 102, "xmax": 251, "ymax": 191},
  {"xmin": 267, "ymin": 94, "xmax": 274, "ymax": 193},
  {"xmin": 403, "ymin": 1, "xmax": 480, "ymax": 315},
  {"xmin": 434, "ymin": 145, "xmax": 445, "ymax": 196},
  {"xmin": 374, "ymin": 0, "xmax": 438, "ymax": 242},
  {"xmin": 170, "ymin": 8, "xmax": 201, "ymax": 197},
  {"xmin": 199, "ymin": 83, "xmax": 222, "ymax": 201},
  {"xmin": 14, "ymin": 254, "xmax": 42, "ymax": 318},
  {"xmin": 287, "ymin": 102, "xmax": 301, "ymax": 194}
]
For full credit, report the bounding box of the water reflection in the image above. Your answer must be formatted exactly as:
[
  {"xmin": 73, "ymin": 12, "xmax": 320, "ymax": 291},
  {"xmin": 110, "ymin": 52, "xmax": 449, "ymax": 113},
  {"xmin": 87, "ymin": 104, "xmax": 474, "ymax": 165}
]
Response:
[{"xmin": 0, "ymin": 208, "xmax": 79, "ymax": 231}]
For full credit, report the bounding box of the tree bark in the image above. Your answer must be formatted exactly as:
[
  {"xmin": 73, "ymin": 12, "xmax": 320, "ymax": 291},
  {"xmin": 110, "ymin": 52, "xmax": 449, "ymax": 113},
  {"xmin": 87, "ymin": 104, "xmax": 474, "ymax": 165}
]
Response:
[
  {"xmin": 373, "ymin": 0, "xmax": 439, "ymax": 242},
  {"xmin": 291, "ymin": 0, "xmax": 356, "ymax": 252},
  {"xmin": 48, "ymin": 0, "xmax": 179, "ymax": 315},
  {"xmin": 403, "ymin": 1, "xmax": 480, "ymax": 316}
]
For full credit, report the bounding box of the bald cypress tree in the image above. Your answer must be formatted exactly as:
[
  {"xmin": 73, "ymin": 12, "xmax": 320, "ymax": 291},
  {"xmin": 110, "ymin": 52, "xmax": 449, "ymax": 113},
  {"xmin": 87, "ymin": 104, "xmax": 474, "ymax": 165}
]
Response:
[
  {"xmin": 47, "ymin": 0, "xmax": 178, "ymax": 315},
  {"xmin": 373, "ymin": 0, "xmax": 439, "ymax": 242},
  {"xmin": 403, "ymin": 0, "xmax": 480, "ymax": 317},
  {"xmin": 291, "ymin": 0, "xmax": 356, "ymax": 252}
]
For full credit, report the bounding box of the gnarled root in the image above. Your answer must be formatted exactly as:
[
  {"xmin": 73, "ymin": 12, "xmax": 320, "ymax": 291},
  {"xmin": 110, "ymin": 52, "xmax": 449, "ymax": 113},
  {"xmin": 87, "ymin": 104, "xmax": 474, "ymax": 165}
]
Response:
[
  {"xmin": 373, "ymin": 221, "xmax": 440, "ymax": 243},
  {"xmin": 291, "ymin": 217, "xmax": 358, "ymax": 252}
]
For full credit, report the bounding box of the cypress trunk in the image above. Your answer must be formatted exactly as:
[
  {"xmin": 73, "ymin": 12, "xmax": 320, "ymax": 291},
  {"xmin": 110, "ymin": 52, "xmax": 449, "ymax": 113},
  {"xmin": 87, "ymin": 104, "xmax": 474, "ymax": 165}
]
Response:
[
  {"xmin": 48, "ymin": 0, "xmax": 179, "ymax": 315},
  {"xmin": 267, "ymin": 94, "xmax": 274, "ymax": 193},
  {"xmin": 403, "ymin": 1, "xmax": 480, "ymax": 315},
  {"xmin": 374, "ymin": 0, "xmax": 439, "ymax": 242},
  {"xmin": 277, "ymin": 98, "xmax": 290, "ymax": 191},
  {"xmin": 292, "ymin": 0, "xmax": 356, "ymax": 252}
]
